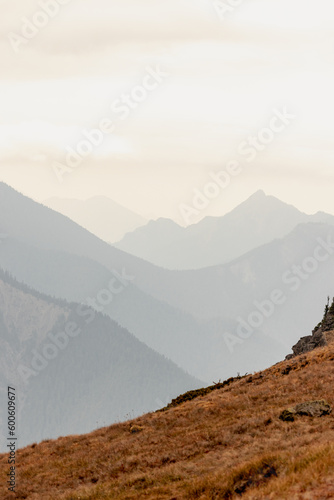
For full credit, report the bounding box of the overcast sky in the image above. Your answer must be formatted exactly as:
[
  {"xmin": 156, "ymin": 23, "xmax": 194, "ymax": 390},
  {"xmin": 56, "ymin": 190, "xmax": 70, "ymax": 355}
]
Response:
[{"xmin": 0, "ymin": 0, "xmax": 334, "ymax": 224}]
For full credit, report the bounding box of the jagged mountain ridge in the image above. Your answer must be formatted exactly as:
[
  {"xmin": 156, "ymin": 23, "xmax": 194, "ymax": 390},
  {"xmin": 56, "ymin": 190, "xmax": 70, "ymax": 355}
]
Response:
[{"xmin": 115, "ymin": 190, "xmax": 334, "ymax": 270}]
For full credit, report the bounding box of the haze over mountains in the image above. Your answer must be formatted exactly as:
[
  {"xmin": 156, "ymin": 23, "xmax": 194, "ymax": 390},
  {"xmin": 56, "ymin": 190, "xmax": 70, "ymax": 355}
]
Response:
[
  {"xmin": 44, "ymin": 196, "xmax": 147, "ymax": 243},
  {"xmin": 0, "ymin": 183, "xmax": 289, "ymax": 382},
  {"xmin": 1, "ymin": 182, "xmax": 334, "ymax": 450},
  {"xmin": 0, "ymin": 269, "xmax": 200, "ymax": 450},
  {"xmin": 115, "ymin": 190, "xmax": 334, "ymax": 270}
]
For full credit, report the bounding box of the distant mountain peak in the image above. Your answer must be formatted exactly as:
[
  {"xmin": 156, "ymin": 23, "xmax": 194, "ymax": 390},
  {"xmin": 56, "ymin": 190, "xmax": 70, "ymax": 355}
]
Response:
[
  {"xmin": 249, "ymin": 189, "xmax": 267, "ymax": 199},
  {"xmin": 237, "ymin": 190, "xmax": 299, "ymax": 213}
]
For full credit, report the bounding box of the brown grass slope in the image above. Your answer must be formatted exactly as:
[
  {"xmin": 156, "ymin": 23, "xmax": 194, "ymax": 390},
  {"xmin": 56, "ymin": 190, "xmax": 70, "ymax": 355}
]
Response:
[{"xmin": 1, "ymin": 334, "xmax": 334, "ymax": 500}]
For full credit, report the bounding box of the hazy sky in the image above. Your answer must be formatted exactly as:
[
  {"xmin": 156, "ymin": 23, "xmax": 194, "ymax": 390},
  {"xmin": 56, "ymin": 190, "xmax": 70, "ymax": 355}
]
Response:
[{"xmin": 1, "ymin": 0, "xmax": 334, "ymax": 224}]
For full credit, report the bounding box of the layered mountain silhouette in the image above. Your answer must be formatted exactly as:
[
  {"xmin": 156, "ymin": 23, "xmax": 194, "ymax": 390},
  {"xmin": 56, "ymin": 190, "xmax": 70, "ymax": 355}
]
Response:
[
  {"xmin": 0, "ymin": 269, "xmax": 200, "ymax": 450},
  {"xmin": 0, "ymin": 183, "xmax": 286, "ymax": 382},
  {"xmin": 1, "ymin": 182, "xmax": 334, "ymax": 386},
  {"xmin": 115, "ymin": 190, "xmax": 334, "ymax": 269}
]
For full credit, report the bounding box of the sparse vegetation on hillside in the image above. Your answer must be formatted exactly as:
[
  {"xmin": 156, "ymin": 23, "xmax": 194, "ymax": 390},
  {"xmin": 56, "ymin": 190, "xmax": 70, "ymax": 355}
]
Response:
[
  {"xmin": 1, "ymin": 332, "xmax": 333, "ymax": 499},
  {"xmin": 324, "ymin": 297, "xmax": 334, "ymax": 330},
  {"xmin": 158, "ymin": 375, "xmax": 245, "ymax": 411}
]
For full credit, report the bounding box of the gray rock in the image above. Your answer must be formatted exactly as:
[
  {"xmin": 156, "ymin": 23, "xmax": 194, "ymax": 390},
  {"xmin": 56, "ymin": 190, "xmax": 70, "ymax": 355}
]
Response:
[
  {"xmin": 285, "ymin": 300, "xmax": 334, "ymax": 360},
  {"xmin": 279, "ymin": 400, "xmax": 332, "ymax": 421},
  {"xmin": 291, "ymin": 330, "xmax": 327, "ymax": 357}
]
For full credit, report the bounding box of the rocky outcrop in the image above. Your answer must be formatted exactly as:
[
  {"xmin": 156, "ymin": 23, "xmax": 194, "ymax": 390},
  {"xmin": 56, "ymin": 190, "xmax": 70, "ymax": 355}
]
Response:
[
  {"xmin": 286, "ymin": 298, "xmax": 334, "ymax": 359},
  {"xmin": 279, "ymin": 400, "xmax": 332, "ymax": 422},
  {"xmin": 286, "ymin": 328, "xmax": 327, "ymax": 360}
]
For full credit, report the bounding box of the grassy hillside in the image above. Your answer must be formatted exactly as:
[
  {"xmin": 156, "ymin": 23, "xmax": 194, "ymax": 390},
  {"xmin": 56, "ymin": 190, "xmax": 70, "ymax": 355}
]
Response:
[{"xmin": 1, "ymin": 333, "xmax": 333, "ymax": 499}]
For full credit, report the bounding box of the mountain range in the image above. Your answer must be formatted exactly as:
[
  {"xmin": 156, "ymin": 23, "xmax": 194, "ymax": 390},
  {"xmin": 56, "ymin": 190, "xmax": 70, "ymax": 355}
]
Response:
[
  {"xmin": 115, "ymin": 190, "xmax": 334, "ymax": 269},
  {"xmin": 1, "ymin": 182, "xmax": 334, "ymax": 388}
]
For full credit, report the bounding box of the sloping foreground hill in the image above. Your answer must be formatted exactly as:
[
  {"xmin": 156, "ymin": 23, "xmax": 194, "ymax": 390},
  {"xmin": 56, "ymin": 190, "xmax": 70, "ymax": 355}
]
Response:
[{"xmin": 1, "ymin": 335, "xmax": 333, "ymax": 499}]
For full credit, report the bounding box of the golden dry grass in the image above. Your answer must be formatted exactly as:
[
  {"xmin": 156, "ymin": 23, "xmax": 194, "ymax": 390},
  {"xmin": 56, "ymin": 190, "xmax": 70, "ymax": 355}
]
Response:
[{"xmin": 1, "ymin": 339, "xmax": 334, "ymax": 499}]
